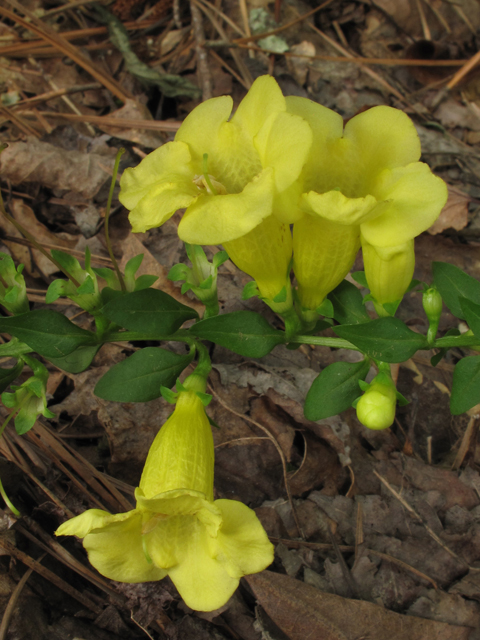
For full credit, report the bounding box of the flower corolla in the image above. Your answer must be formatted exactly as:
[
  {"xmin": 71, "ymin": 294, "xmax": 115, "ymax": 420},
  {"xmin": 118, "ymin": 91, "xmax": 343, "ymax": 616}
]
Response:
[
  {"xmin": 287, "ymin": 98, "xmax": 448, "ymax": 311},
  {"xmin": 119, "ymin": 76, "xmax": 312, "ymax": 303},
  {"xmin": 56, "ymin": 390, "xmax": 273, "ymax": 611}
]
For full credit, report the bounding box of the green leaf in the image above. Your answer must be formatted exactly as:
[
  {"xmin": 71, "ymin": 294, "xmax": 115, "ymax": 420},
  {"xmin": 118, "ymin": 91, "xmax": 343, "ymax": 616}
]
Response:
[
  {"xmin": 45, "ymin": 279, "xmax": 70, "ymax": 304},
  {"xmin": 304, "ymin": 359, "xmax": 370, "ymax": 420},
  {"xmin": 433, "ymin": 262, "xmax": 480, "ymax": 320},
  {"xmin": 328, "ymin": 280, "xmax": 370, "ymax": 325},
  {"xmin": 0, "ymin": 359, "xmax": 23, "ymax": 393},
  {"xmin": 46, "ymin": 344, "xmax": 101, "ymax": 373},
  {"xmin": 190, "ymin": 311, "xmax": 285, "ymax": 357},
  {"xmin": 102, "ymin": 289, "xmax": 198, "ymax": 334},
  {"xmin": 94, "ymin": 347, "xmax": 193, "ymax": 402},
  {"xmin": 134, "ymin": 275, "xmax": 159, "ymax": 291},
  {"xmin": 451, "ymin": 355, "xmax": 480, "ymax": 414},
  {"xmin": 0, "ymin": 310, "xmax": 95, "ymax": 358},
  {"xmin": 352, "ymin": 271, "xmax": 368, "ymax": 288},
  {"xmin": 460, "ymin": 297, "xmax": 480, "ymax": 337},
  {"xmin": 334, "ymin": 317, "xmax": 427, "ymax": 363}
]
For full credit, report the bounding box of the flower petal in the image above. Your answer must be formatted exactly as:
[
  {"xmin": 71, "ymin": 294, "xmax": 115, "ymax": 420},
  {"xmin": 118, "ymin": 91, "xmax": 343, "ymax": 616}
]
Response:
[
  {"xmin": 175, "ymin": 96, "xmax": 233, "ymax": 166},
  {"xmin": 254, "ymin": 111, "xmax": 312, "ymax": 191},
  {"xmin": 230, "ymin": 75, "xmax": 286, "ymax": 139},
  {"xmin": 166, "ymin": 518, "xmax": 239, "ymax": 611},
  {"xmin": 139, "ymin": 392, "xmax": 214, "ymax": 500},
  {"xmin": 56, "ymin": 508, "xmax": 135, "ymax": 538},
  {"xmin": 128, "ymin": 179, "xmax": 198, "ymax": 233},
  {"xmin": 302, "ymin": 189, "xmax": 379, "ymax": 225},
  {"xmin": 361, "ymin": 162, "xmax": 448, "ymax": 247},
  {"xmin": 178, "ymin": 168, "xmax": 274, "ymax": 244},
  {"xmin": 119, "ymin": 141, "xmax": 194, "ymax": 210},
  {"xmin": 82, "ymin": 511, "xmax": 167, "ymax": 583},
  {"xmin": 136, "ymin": 488, "xmax": 222, "ymax": 536},
  {"xmin": 344, "ymin": 106, "xmax": 421, "ymax": 172},
  {"xmin": 214, "ymin": 499, "xmax": 274, "ymax": 578}
]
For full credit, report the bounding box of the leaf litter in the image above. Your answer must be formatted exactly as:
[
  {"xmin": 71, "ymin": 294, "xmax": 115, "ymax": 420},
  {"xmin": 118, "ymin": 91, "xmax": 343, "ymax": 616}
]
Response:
[{"xmin": 3, "ymin": 0, "xmax": 480, "ymax": 639}]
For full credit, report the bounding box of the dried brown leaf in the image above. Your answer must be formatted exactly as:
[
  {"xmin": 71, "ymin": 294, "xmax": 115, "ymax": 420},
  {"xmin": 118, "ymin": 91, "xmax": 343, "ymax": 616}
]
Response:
[
  {"xmin": 428, "ymin": 186, "xmax": 470, "ymax": 235},
  {"xmin": 246, "ymin": 571, "xmax": 472, "ymax": 640},
  {"xmin": 98, "ymin": 99, "xmax": 164, "ymax": 149},
  {"xmin": 0, "ymin": 139, "xmax": 114, "ymax": 199}
]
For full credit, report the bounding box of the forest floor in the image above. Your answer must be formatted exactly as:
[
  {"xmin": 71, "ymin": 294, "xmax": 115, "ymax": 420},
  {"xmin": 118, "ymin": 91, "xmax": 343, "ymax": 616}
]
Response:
[{"xmin": 2, "ymin": 0, "xmax": 480, "ymax": 638}]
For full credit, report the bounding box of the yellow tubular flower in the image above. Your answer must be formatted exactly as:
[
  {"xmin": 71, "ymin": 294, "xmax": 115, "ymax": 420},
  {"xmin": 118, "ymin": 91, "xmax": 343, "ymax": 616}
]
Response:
[
  {"xmin": 119, "ymin": 76, "xmax": 312, "ymax": 302},
  {"xmin": 286, "ymin": 98, "xmax": 448, "ymax": 311},
  {"xmin": 361, "ymin": 237, "xmax": 415, "ymax": 315},
  {"xmin": 56, "ymin": 391, "xmax": 274, "ymax": 612}
]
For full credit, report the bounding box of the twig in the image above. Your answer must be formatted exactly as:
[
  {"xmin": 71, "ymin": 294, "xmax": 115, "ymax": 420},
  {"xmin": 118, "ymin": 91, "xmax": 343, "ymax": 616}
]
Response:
[
  {"xmin": 0, "ymin": 536, "xmax": 102, "ymax": 613},
  {"xmin": 0, "ymin": 1, "xmax": 131, "ymax": 103},
  {"xmin": 208, "ymin": 384, "xmax": 304, "ymax": 538},
  {"xmin": 414, "ymin": 0, "xmax": 432, "ymax": 40},
  {"xmin": 190, "ymin": 0, "xmax": 212, "ymax": 100},
  {"xmin": 16, "ymin": 110, "xmax": 181, "ymax": 131},
  {"xmin": 0, "ymin": 562, "xmax": 38, "ymax": 640}
]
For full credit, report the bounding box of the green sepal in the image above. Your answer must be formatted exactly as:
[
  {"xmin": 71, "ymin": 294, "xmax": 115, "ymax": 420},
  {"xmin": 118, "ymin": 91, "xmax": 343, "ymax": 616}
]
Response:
[
  {"xmin": 45, "ymin": 279, "xmax": 71, "ymax": 304},
  {"xmin": 168, "ymin": 263, "xmax": 190, "ymax": 282},
  {"xmin": 242, "ymin": 281, "xmax": 260, "ymax": 300},
  {"xmin": 382, "ymin": 300, "xmax": 401, "ymax": 316},
  {"xmin": 196, "ymin": 392, "xmax": 212, "ymax": 406},
  {"xmin": 213, "ymin": 251, "xmax": 229, "ymax": 268},
  {"xmin": 396, "ymin": 390, "xmax": 409, "ymax": 406},
  {"xmin": 273, "ymin": 287, "xmax": 287, "ymax": 304},
  {"xmin": 358, "ymin": 379, "xmax": 370, "ymax": 392},
  {"xmin": 160, "ymin": 386, "xmax": 178, "ymax": 404},
  {"xmin": 316, "ymin": 298, "xmax": 334, "ymax": 318},
  {"xmin": 208, "ymin": 415, "xmax": 221, "ymax": 429},
  {"xmin": 76, "ymin": 276, "xmax": 96, "ymax": 295}
]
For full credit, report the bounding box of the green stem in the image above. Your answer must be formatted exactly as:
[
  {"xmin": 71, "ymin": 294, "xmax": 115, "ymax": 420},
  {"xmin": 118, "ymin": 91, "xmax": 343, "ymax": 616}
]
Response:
[
  {"xmin": 104, "ymin": 148, "xmax": 126, "ymax": 292},
  {"xmin": 433, "ymin": 334, "xmax": 480, "ymax": 349},
  {"xmin": 0, "ymin": 475, "xmax": 20, "ymax": 516},
  {"xmin": 288, "ymin": 335, "xmax": 360, "ymax": 351}
]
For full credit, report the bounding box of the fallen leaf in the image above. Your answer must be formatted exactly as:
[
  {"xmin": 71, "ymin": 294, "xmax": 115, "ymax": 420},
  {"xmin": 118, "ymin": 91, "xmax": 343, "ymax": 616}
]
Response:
[
  {"xmin": 0, "ymin": 139, "xmax": 114, "ymax": 199},
  {"xmin": 98, "ymin": 99, "xmax": 164, "ymax": 149},
  {"xmin": 246, "ymin": 571, "xmax": 471, "ymax": 640},
  {"xmin": 9, "ymin": 199, "xmax": 76, "ymax": 278},
  {"xmin": 428, "ymin": 186, "xmax": 470, "ymax": 235}
]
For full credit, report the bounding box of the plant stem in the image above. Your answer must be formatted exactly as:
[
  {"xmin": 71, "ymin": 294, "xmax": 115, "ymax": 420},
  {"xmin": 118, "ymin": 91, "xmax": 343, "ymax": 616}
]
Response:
[
  {"xmin": 104, "ymin": 148, "xmax": 126, "ymax": 291},
  {"xmin": 288, "ymin": 335, "xmax": 360, "ymax": 350},
  {"xmin": 433, "ymin": 334, "xmax": 480, "ymax": 349}
]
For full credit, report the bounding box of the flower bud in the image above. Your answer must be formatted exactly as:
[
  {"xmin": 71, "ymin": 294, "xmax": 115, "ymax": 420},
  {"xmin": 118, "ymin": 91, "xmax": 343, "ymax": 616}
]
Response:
[
  {"xmin": 422, "ymin": 287, "xmax": 442, "ymax": 343},
  {"xmin": 356, "ymin": 381, "xmax": 396, "ymax": 430},
  {"xmin": 0, "ymin": 253, "xmax": 29, "ymax": 315}
]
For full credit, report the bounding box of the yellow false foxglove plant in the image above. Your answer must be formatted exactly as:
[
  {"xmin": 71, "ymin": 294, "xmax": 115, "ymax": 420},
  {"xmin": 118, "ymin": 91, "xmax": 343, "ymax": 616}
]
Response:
[
  {"xmin": 285, "ymin": 99, "xmax": 448, "ymax": 320},
  {"xmin": 354, "ymin": 368, "xmax": 398, "ymax": 430},
  {"xmin": 119, "ymin": 75, "xmax": 312, "ymax": 315},
  {"xmin": 56, "ymin": 374, "xmax": 274, "ymax": 612}
]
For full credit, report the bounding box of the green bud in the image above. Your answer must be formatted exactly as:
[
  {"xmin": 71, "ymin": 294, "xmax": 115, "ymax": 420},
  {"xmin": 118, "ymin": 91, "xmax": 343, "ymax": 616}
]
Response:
[
  {"xmin": 356, "ymin": 380, "xmax": 396, "ymax": 430},
  {"xmin": 422, "ymin": 287, "xmax": 442, "ymax": 344},
  {"xmin": 0, "ymin": 253, "xmax": 29, "ymax": 315}
]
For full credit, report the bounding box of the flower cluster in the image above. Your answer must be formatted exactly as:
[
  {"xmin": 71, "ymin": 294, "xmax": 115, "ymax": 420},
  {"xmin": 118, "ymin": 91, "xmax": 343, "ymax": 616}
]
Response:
[
  {"xmin": 120, "ymin": 75, "xmax": 448, "ymax": 321},
  {"xmin": 56, "ymin": 386, "xmax": 274, "ymax": 612}
]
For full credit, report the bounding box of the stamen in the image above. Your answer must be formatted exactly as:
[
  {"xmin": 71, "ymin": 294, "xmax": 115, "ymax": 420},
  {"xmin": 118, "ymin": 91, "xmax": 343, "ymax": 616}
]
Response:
[{"xmin": 202, "ymin": 154, "xmax": 218, "ymax": 196}]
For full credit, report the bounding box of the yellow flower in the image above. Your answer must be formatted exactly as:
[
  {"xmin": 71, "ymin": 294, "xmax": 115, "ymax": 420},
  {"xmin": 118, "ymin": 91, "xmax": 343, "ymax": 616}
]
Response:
[
  {"xmin": 286, "ymin": 99, "xmax": 448, "ymax": 311},
  {"xmin": 56, "ymin": 391, "xmax": 273, "ymax": 611},
  {"xmin": 119, "ymin": 75, "xmax": 312, "ymax": 303}
]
